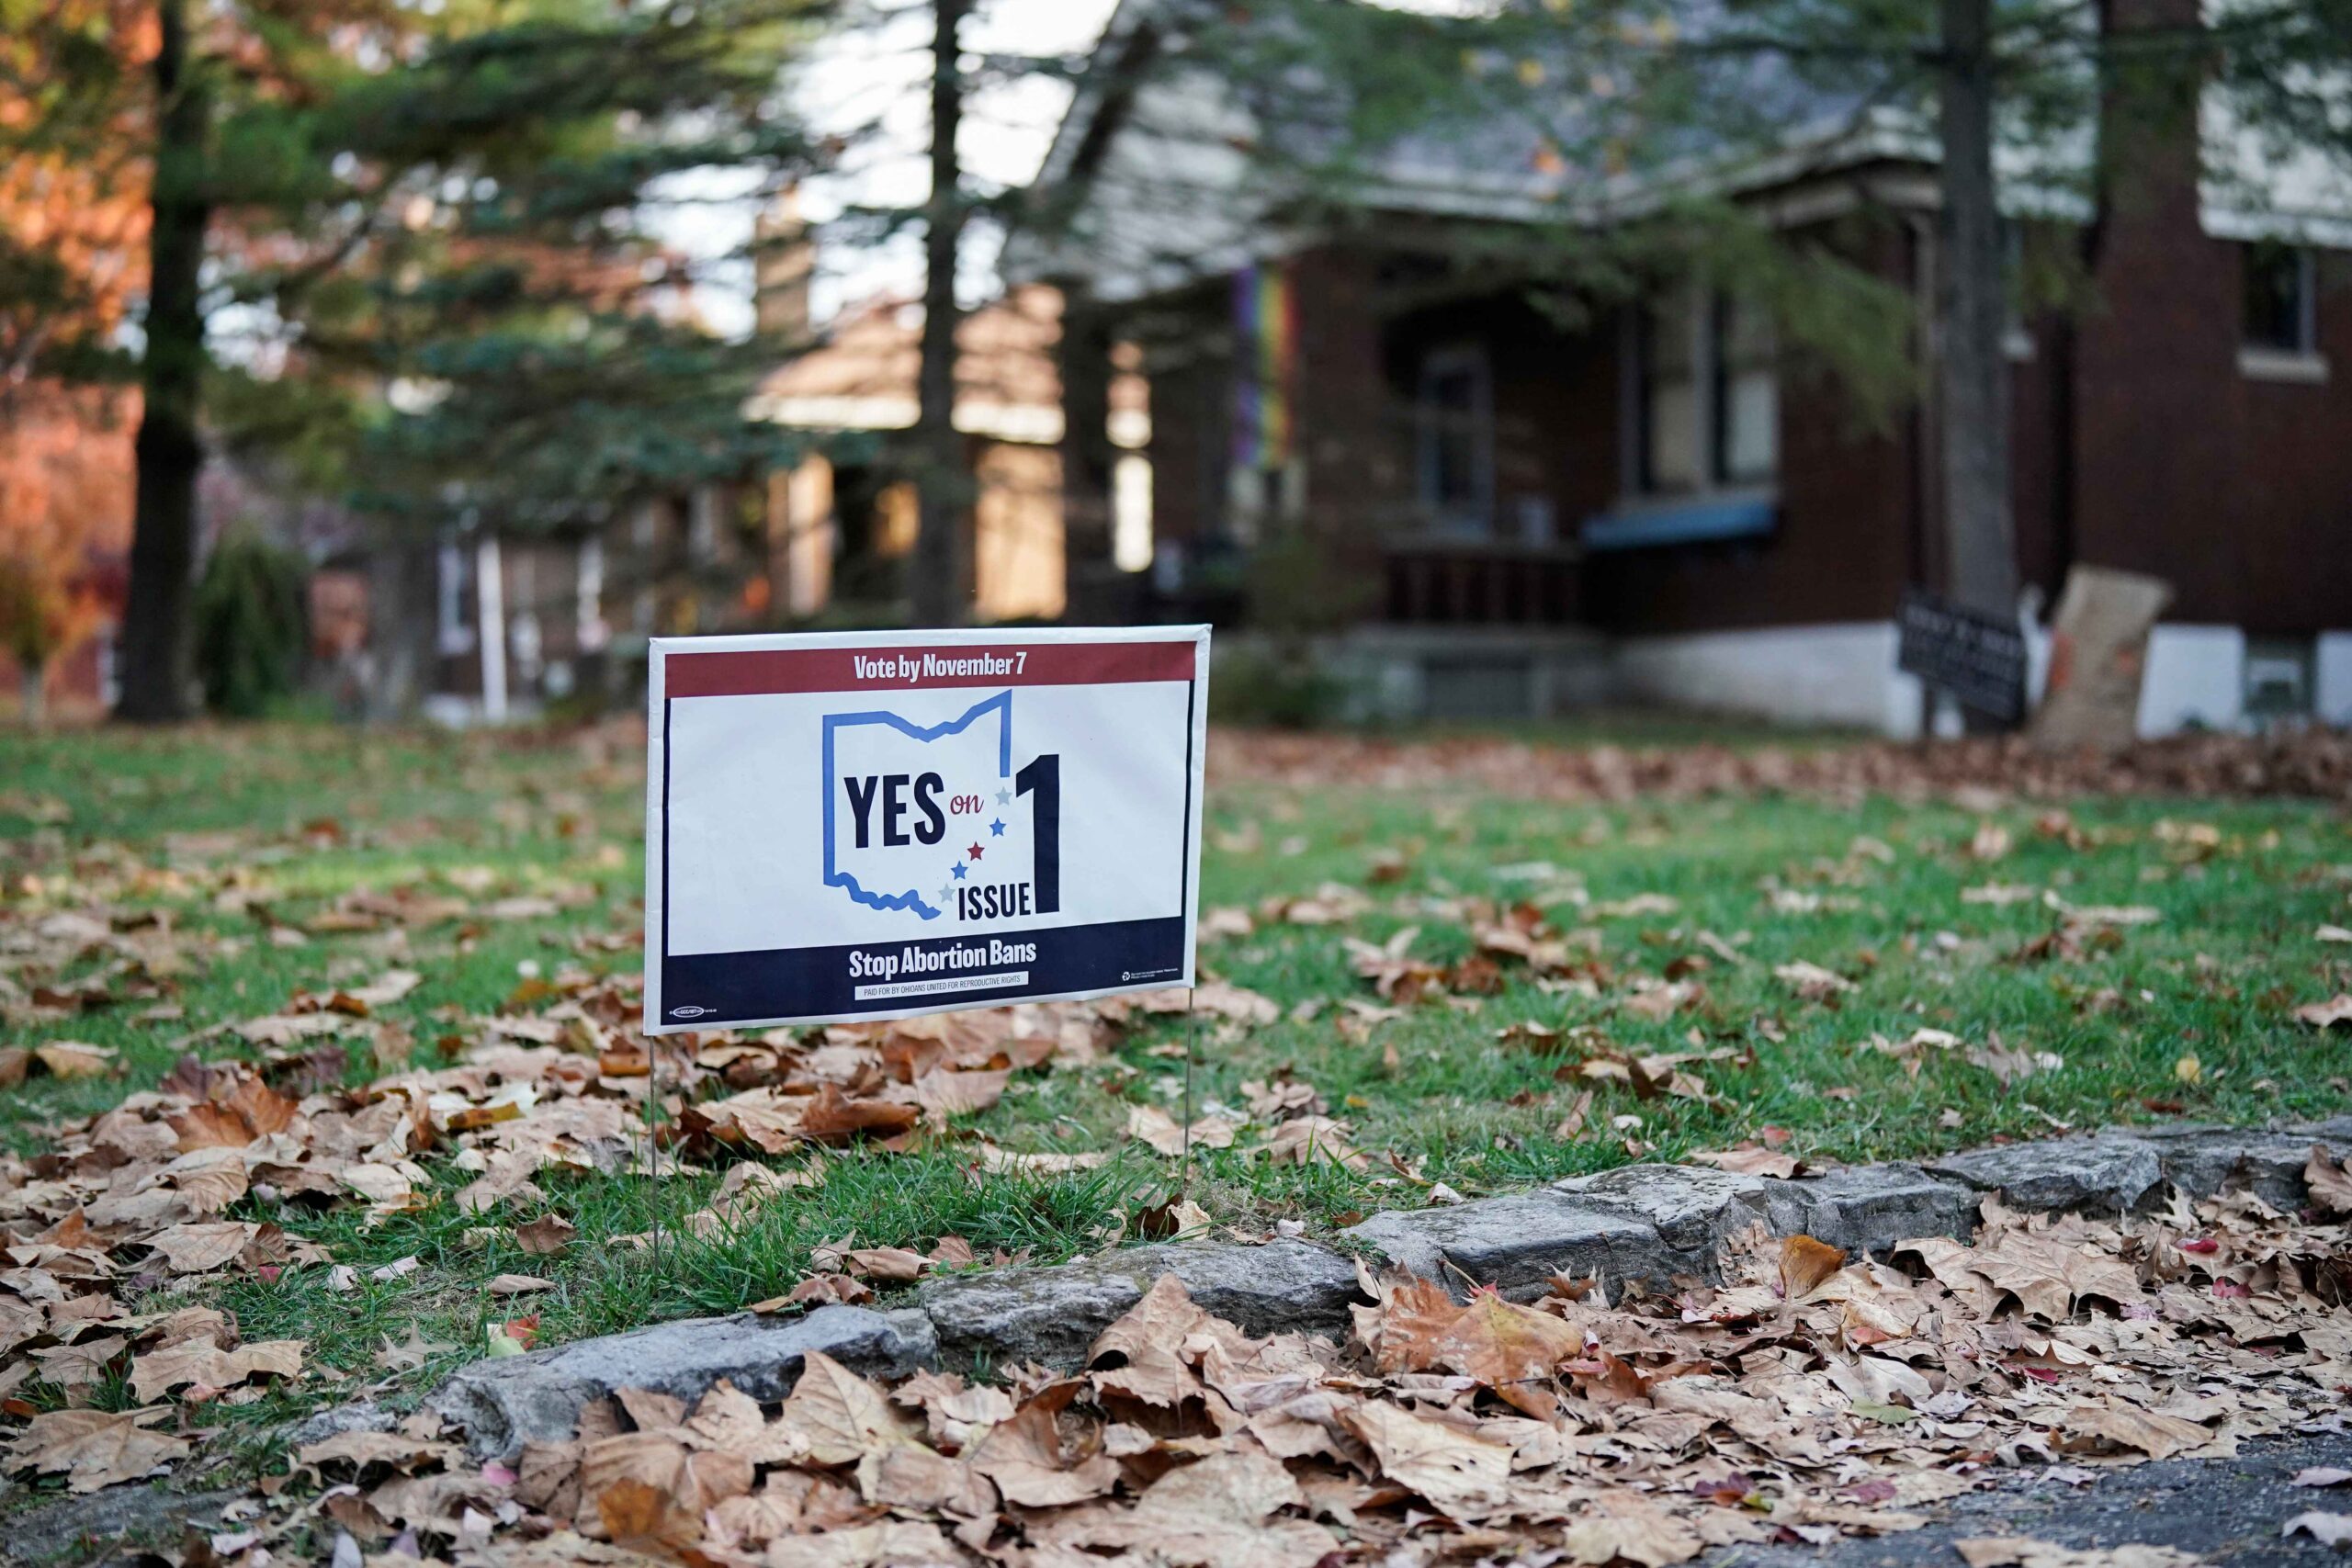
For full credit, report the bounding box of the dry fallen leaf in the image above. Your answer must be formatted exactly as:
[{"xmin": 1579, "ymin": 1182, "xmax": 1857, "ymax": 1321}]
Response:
[
  {"xmin": 1124, "ymin": 1103, "xmax": 1238, "ymax": 1157},
  {"xmin": 33, "ymin": 1041, "xmax": 119, "ymax": 1079},
  {"xmin": 129, "ymin": 1337, "xmax": 305, "ymax": 1403},
  {"xmin": 2298, "ymin": 994, "xmax": 2352, "ymax": 1029},
  {"xmin": 4, "ymin": 1407, "xmax": 192, "ymax": 1493},
  {"xmin": 1955, "ymin": 1540, "xmax": 2205, "ymax": 1567},
  {"xmin": 515, "ymin": 1214, "xmax": 577, "ymax": 1256},
  {"xmin": 2284, "ymin": 1512, "xmax": 2352, "ymax": 1550},
  {"xmin": 775, "ymin": 1351, "xmax": 922, "ymax": 1464},
  {"xmin": 1341, "ymin": 1399, "xmax": 1515, "ymax": 1515},
  {"xmin": 1430, "ymin": 1289, "xmax": 1582, "ymax": 1418},
  {"xmin": 1779, "ymin": 1234, "xmax": 1848, "ymax": 1301}
]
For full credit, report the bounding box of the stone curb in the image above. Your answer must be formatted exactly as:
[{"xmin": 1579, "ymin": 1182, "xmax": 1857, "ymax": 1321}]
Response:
[{"xmin": 418, "ymin": 1116, "xmax": 2352, "ymax": 1457}]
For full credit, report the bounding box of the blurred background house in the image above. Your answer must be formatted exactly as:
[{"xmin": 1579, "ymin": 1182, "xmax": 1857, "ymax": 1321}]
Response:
[
  {"xmin": 6, "ymin": 0, "xmax": 2347, "ymax": 739},
  {"xmin": 1027, "ymin": 0, "xmax": 2352, "ymax": 738}
]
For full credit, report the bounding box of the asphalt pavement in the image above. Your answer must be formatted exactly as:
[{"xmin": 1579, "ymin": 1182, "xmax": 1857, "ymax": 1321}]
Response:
[{"xmin": 1715, "ymin": 1429, "xmax": 2352, "ymax": 1565}]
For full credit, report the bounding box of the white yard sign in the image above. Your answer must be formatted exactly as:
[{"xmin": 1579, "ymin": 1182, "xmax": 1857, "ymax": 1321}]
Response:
[{"xmin": 644, "ymin": 626, "xmax": 1210, "ymax": 1032}]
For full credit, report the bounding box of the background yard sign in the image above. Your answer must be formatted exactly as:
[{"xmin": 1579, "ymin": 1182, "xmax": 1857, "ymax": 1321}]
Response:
[
  {"xmin": 1896, "ymin": 589, "xmax": 2029, "ymax": 724},
  {"xmin": 645, "ymin": 626, "xmax": 1211, "ymax": 1032}
]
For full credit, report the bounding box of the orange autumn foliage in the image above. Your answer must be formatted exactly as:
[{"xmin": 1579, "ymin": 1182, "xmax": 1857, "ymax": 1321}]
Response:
[
  {"xmin": 0, "ymin": 387, "xmax": 134, "ymax": 682},
  {"xmin": 0, "ymin": 0, "xmax": 149, "ymax": 701}
]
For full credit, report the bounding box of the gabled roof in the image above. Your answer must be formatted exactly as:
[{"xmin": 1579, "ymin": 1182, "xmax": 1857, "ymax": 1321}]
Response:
[{"xmin": 1019, "ymin": 0, "xmax": 2352, "ymax": 302}]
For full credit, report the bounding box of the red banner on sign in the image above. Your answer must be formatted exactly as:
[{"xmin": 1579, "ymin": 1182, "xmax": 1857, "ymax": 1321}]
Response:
[{"xmin": 664, "ymin": 639, "xmax": 1197, "ymax": 700}]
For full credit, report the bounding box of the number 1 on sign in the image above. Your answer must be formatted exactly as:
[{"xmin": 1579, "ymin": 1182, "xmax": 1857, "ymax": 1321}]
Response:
[{"xmin": 1015, "ymin": 753, "xmax": 1059, "ymax": 914}]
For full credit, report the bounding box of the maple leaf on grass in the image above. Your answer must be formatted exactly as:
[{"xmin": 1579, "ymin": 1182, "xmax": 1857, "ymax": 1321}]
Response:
[
  {"xmin": 797, "ymin": 1083, "xmax": 921, "ymax": 1144},
  {"xmin": 129, "ymin": 1337, "xmax": 304, "ymax": 1402},
  {"xmin": 1124, "ymin": 1103, "xmax": 1238, "ymax": 1157},
  {"xmin": 5, "ymin": 1407, "xmax": 190, "ymax": 1493},
  {"xmin": 31, "ymin": 1041, "xmax": 118, "ymax": 1079},
  {"xmin": 1690, "ymin": 1144, "xmax": 1802, "ymax": 1179},
  {"xmin": 515, "ymin": 1213, "xmax": 577, "ymax": 1255}
]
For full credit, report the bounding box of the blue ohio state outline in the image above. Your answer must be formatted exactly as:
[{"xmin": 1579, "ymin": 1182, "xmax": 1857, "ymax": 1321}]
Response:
[{"xmin": 821, "ymin": 691, "xmax": 1013, "ymax": 920}]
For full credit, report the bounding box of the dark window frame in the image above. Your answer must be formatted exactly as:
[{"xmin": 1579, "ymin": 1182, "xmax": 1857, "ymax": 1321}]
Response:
[
  {"xmin": 2243, "ymin": 243, "xmax": 2318, "ymax": 356},
  {"xmin": 1415, "ymin": 344, "xmax": 1496, "ymax": 536}
]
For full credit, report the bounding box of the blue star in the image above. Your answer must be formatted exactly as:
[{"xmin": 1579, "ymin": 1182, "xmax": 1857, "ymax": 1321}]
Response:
[
  {"xmin": 996, "ymin": 788, "xmax": 1012, "ymax": 806},
  {"xmin": 989, "ymin": 818, "xmax": 1006, "ymax": 837},
  {"xmin": 951, "ymin": 862, "xmax": 968, "ymax": 881}
]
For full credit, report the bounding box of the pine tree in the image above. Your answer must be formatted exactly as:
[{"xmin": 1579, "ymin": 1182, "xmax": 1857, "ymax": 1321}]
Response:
[{"xmin": 0, "ymin": 0, "xmax": 835, "ymax": 719}]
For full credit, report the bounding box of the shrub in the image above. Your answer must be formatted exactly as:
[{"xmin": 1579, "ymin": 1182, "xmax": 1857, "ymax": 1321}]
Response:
[{"xmin": 194, "ymin": 524, "xmax": 307, "ymax": 717}]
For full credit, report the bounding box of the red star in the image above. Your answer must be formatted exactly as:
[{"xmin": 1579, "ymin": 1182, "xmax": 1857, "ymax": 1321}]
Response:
[{"xmin": 967, "ymin": 842, "xmax": 985, "ymax": 861}]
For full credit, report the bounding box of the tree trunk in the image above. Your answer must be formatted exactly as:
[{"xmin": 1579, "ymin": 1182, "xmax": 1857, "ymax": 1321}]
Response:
[
  {"xmin": 910, "ymin": 0, "xmax": 971, "ymax": 628},
  {"xmin": 19, "ymin": 660, "xmax": 45, "ymax": 729},
  {"xmin": 363, "ymin": 527, "xmax": 439, "ymax": 723},
  {"xmin": 116, "ymin": 0, "xmax": 211, "ymax": 722},
  {"xmin": 1936, "ymin": 0, "xmax": 2017, "ymax": 627}
]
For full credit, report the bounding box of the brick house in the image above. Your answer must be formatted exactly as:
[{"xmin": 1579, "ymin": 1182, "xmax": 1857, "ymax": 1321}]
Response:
[{"xmin": 1031, "ymin": 0, "xmax": 2352, "ymax": 735}]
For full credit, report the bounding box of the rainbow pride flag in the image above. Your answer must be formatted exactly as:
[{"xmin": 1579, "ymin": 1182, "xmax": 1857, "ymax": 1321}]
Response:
[{"xmin": 1231, "ymin": 261, "xmax": 1297, "ymax": 470}]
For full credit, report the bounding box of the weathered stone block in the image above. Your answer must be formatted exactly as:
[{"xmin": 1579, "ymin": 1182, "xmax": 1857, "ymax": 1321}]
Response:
[
  {"xmin": 1554, "ymin": 1165, "xmax": 1776, "ymax": 1268},
  {"xmin": 917, "ymin": 1238, "xmax": 1363, "ymax": 1369},
  {"xmin": 1928, "ymin": 1135, "xmax": 2163, "ymax": 1213},
  {"xmin": 431, "ymin": 1304, "xmax": 937, "ymax": 1460},
  {"xmin": 2120, "ymin": 1124, "xmax": 2319, "ymax": 1207},
  {"xmin": 1344, "ymin": 1187, "xmax": 1661, "ymax": 1298},
  {"xmin": 1760, "ymin": 1163, "xmax": 1978, "ymax": 1257}
]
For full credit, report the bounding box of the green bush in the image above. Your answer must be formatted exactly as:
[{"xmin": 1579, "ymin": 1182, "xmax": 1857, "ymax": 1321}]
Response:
[
  {"xmin": 194, "ymin": 524, "xmax": 308, "ymax": 717},
  {"xmin": 1208, "ymin": 642, "xmax": 1347, "ymax": 729}
]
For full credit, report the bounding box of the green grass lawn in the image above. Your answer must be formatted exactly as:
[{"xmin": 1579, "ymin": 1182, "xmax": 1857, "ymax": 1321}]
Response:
[{"xmin": 5, "ymin": 720, "xmax": 2350, "ymax": 1455}]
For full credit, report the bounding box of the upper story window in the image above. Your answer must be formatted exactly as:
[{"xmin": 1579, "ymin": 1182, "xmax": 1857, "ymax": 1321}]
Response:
[
  {"xmin": 1416, "ymin": 345, "xmax": 1494, "ymax": 535},
  {"xmin": 2243, "ymin": 243, "xmax": 2317, "ymax": 355},
  {"xmin": 1634, "ymin": 288, "xmax": 1778, "ymax": 497},
  {"xmin": 2241, "ymin": 243, "xmax": 2329, "ymax": 384}
]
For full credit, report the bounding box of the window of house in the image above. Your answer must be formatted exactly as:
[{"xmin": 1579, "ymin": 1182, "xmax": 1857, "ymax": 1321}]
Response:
[
  {"xmin": 1113, "ymin": 455, "xmax": 1154, "ymax": 572},
  {"xmin": 1713, "ymin": 294, "xmax": 1779, "ymax": 484},
  {"xmin": 1634, "ymin": 288, "xmax": 1779, "ymax": 496},
  {"xmin": 1637, "ymin": 294, "xmax": 1702, "ymax": 493},
  {"xmin": 1416, "ymin": 346, "xmax": 1494, "ymax": 533},
  {"xmin": 2243, "ymin": 243, "xmax": 2317, "ymax": 356}
]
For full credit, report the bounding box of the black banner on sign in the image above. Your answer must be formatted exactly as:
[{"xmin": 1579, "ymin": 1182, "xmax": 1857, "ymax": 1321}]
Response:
[
  {"xmin": 1896, "ymin": 590, "xmax": 2028, "ymax": 723},
  {"xmin": 661, "ymin": 916, "xmax": 1189, "ymax": 1029}
]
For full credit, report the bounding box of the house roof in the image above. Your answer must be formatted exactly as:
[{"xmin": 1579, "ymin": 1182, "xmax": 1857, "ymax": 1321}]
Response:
[{"xmin": 1018, "ymin": 0, "xmax": 2352, "ymax": 302}]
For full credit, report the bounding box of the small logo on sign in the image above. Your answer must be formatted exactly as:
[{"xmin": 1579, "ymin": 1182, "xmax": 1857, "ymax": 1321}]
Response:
[{"xmin": 669, "ymin": 1005, "xmax": 712, "ymax": 1019}]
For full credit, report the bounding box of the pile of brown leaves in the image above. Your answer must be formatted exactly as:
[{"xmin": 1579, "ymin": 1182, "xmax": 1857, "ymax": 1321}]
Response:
[
  {"xmin": 0, "ymin": 972, "xmax": 1260, "ymax": 1438},
  {"xmin": 59, "ymin": 1171, "xmax": 2352, "ymax": 1567},
  {"xmin": 1212, "ymin": 727, "xmax": 2352, "ymax": 806}
]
